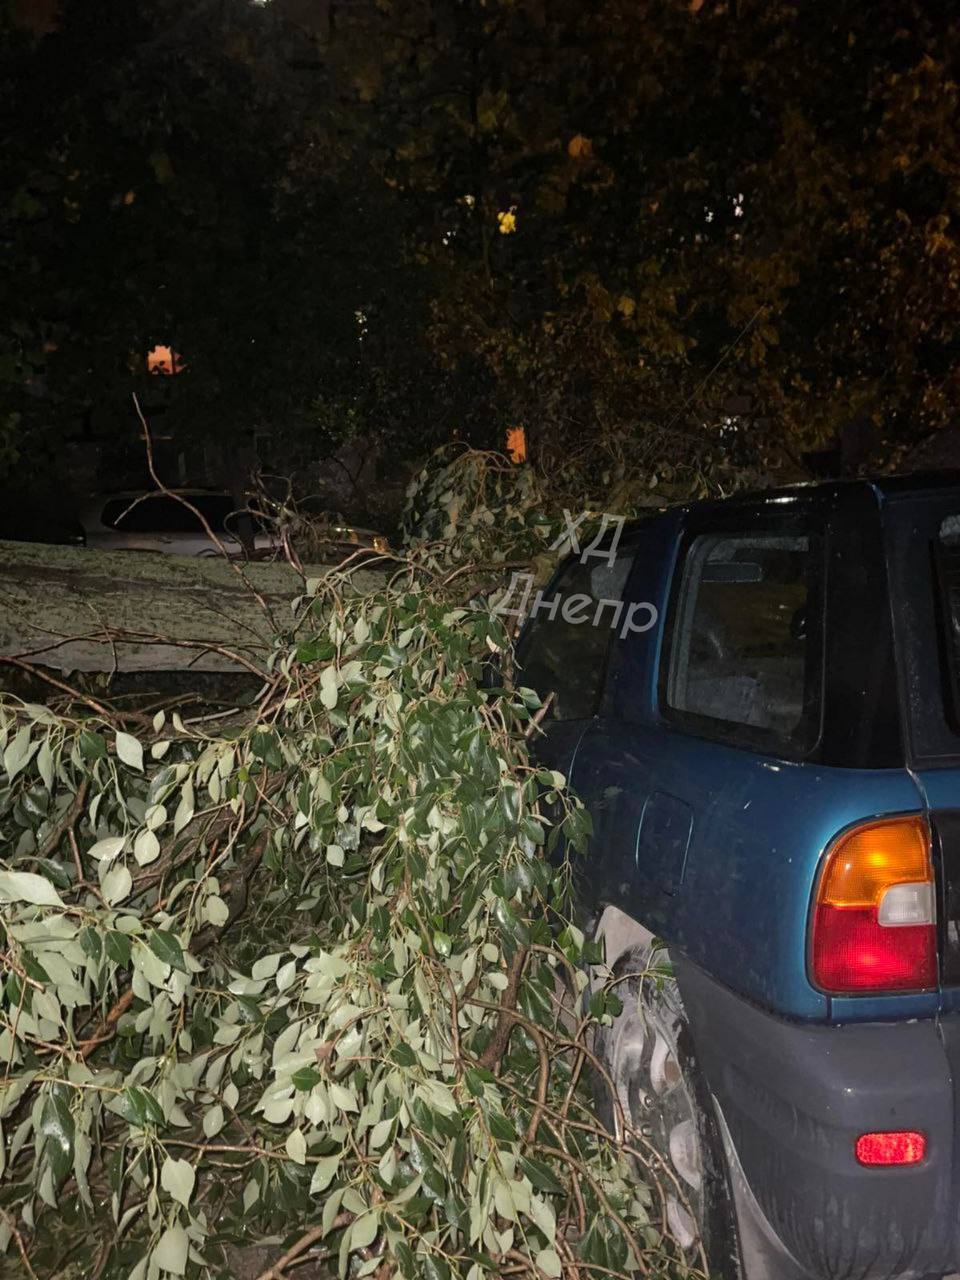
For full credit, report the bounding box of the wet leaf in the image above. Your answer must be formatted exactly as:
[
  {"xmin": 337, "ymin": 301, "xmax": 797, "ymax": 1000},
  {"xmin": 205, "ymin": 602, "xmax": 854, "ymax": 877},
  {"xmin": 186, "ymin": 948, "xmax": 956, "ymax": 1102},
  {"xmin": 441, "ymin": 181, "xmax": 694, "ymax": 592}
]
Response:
[{"xmin": 149, "ymin": 930, "xmax": 187, "ymax": 973}]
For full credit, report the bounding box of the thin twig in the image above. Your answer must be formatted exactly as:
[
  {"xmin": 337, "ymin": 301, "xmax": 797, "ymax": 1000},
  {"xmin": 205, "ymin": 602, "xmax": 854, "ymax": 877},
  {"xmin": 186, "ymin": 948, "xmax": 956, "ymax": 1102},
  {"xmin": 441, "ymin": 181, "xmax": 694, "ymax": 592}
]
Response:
[
  {"xmin": 36, "ymin": 779, "xmax": 88, "ymax": 862},
  {"xmin": 79, "ymin": 989, "xmax": 134, "ymax": 1059},
  {"xmin": 254, "ymin": 1215, "xmax": 353, "ymax": 1280},
  {"xmin": 0, "ymin": 658, "xmax": 117, "ymax": 721},
  {"xmin": 478, "ymin": 945, "xmax": 528, "ymax": 1070},
  {"xmin": 0, "ymin": 1209, "xmax": 39, "ymax": 1280},
  {"xmin": 132, "ymin": 393, "xmax": 278, "ymax": 630},
  {"xmin": 524, "ymin": 692, "xmax": 555, "ymax": 739}
]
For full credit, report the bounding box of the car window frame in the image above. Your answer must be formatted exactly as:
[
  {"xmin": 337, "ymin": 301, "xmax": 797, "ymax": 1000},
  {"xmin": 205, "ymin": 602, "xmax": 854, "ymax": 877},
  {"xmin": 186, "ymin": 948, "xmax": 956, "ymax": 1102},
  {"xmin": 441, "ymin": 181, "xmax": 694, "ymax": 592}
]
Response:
[
  {"xmin": 885, "ymin": 491, "xmax": 960, "ymax": 765},
  {"xmin": 657, "ymin": 512, "xmax": 826, "ymax": 761},
  {"xmin": 514, "ymin": 541, "xmax": 639, "ymax": 724}
]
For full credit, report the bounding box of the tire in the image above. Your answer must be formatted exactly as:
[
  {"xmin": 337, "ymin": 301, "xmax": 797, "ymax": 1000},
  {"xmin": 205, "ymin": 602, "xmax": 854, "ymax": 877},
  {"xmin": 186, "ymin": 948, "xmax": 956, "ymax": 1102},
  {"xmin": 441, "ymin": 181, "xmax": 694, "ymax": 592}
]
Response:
[{"xmin": 592, "ymin": 942, "xmax": 743, "ymax": 1279}]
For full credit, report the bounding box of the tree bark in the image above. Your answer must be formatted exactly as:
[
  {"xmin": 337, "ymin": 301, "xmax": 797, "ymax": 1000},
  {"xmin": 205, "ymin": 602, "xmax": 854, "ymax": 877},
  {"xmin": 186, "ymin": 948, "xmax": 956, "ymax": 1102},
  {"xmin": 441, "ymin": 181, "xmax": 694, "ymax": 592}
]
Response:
[{"xmin": 0, "ymin": 541, "xmax": 380, "ymax": 674}]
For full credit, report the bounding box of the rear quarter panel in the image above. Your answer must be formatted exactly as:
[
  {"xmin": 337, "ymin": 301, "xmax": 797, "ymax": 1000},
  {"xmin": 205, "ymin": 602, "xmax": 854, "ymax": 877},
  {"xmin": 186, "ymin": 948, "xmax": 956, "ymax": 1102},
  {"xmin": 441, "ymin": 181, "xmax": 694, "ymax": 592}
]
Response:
[{"xmin": 576, "ymin": 508, "xmax": 931, "ymax": 1022}]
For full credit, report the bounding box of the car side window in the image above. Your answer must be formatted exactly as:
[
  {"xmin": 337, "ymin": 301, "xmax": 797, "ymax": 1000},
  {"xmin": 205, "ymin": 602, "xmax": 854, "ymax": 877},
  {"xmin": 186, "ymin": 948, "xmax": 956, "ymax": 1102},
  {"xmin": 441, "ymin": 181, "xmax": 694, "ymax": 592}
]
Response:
[
  {"xmin": 664, "ymin": 530, "xmax": 822, "ymax": 752},
  {"xmin": 516, "ymin": 552, "xmax": 635, "ymax": 721}
]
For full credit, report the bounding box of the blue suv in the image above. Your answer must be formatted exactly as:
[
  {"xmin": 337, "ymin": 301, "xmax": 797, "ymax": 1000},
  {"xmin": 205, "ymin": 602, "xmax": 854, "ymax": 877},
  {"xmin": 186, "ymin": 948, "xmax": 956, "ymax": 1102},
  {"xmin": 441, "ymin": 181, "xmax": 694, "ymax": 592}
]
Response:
[{"xmin": 516, "ymin": 476, "xmax": 960, "ymax": 1280}]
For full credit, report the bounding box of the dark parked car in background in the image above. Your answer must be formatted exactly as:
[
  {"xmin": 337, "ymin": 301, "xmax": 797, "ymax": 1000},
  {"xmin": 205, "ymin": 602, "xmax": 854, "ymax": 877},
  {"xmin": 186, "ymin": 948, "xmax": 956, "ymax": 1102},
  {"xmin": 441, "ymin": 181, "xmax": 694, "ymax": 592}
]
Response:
[
  {"xmin": 518, "ymin": 475, "xmax": 960, "ymax": 1279},
  {"xmin": 77, "ymin": 490, "xmax": 388, "ymax": 561}
]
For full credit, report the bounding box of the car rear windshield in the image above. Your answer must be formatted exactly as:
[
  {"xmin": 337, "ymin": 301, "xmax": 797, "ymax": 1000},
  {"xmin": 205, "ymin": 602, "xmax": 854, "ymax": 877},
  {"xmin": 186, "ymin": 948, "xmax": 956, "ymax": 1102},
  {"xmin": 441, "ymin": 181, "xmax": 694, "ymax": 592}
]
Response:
[
  {"xmin": 102, "ymin": 495, "xmax": 235, "ymax": 533},
  {"xmin": 665, "ymin": 531, "xmax": 823, "ymax": 753}
]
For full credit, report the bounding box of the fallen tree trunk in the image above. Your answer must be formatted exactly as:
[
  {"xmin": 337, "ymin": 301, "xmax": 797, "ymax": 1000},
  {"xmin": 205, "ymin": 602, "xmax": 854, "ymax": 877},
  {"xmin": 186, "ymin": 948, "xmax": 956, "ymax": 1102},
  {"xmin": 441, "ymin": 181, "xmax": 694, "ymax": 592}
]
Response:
[{"xmin": 0, "ymin": 540, "xmax": 382, "ymax": 674}]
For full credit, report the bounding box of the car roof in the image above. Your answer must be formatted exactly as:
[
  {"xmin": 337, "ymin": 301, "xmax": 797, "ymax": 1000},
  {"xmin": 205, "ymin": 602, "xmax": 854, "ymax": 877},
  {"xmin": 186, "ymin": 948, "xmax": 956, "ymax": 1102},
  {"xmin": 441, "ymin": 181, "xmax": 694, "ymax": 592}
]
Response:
[
  {"xmin": 613, "ymin": 471, "xmax": 960, "ymax": 543},
  {"xmin": 681, "ymin": 471, "xmax": 960, "ymax": 516}
]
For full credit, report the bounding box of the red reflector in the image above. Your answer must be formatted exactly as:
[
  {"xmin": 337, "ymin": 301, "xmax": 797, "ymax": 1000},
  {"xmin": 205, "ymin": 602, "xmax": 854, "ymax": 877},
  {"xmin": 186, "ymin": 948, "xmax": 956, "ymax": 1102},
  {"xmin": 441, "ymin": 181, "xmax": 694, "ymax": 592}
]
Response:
[
  {"xmin": 855, "ymin": 1131, "xmax": 926, "ymax": 1166},
  {"xmin": 812, "ymin": 904, "xmax": 936, "ymax": 992}
]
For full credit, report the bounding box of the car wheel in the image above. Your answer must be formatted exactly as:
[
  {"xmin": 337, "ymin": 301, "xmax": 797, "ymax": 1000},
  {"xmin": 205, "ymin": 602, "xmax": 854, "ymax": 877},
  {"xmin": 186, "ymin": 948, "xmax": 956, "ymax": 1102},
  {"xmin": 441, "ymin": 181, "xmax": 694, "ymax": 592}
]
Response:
[{"xmin": 592, "ymin": 943, "xmax": 743, "ymax": 1279}]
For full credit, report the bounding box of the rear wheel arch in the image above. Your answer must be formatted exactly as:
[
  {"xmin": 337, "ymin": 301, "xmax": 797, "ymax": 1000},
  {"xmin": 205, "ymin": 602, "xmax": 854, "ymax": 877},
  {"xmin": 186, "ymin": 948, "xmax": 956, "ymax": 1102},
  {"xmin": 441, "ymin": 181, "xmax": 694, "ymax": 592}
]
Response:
[
  {"xmin": 592, "ymin": 904, "xmax": 659, "ymax": 974},
  {"xmin": 590, "ymin": 905, "xmax": 744, "ymax": 1276}
]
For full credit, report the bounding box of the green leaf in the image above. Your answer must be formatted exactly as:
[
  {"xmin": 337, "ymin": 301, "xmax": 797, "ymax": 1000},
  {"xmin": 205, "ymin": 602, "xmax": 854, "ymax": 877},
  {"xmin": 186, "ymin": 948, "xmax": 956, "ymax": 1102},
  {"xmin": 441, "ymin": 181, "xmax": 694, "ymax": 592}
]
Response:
[
  {"xmin": 250, "ymin": 730, "xmax": 283, "ymax": 769},
  {"xmin": 319, "ymin": 666, "xmax": 338, "ymax": 709},
  {"xmin": 251, "ymin": 953, "xmax": 282, "ymax": 980},
  {"xmin": 115, "ymin": 731, "xmax": 143, "ymax": 772},
  {"xmin": 563, "ymin": 804, "xmax": 593, "ymax": 854},
  {"xmin": 310, "ymin": 1152, "xmax": 341, "ymax": 1194},
  {"xmin": 105, "ymin": 931, "xmax": 132, "ymax": 968},
  {"xmin": 521, "ymin": 816, "xmax": 545, "ymax": 844},
  {"xmin": 285, "ymin": 1128, "xmax": 307, "ymax": 1165},
  {"xmin": 500, "ymin": 784, "xmax": 521, "ymax": 826},
  {"xmin": 133, "ymin": 829, "xmax": 161, "ymax": 866},
  {"xmin": 149, "ymin": 930, "xmax": 187, "ymax": 974},
  {"xmin": 394, "ymin": 1241, "xmax": 415, "ymax": 1279},
  {"xmin": 154, "ymin": 1223, "xmax": 188, "ymax": 1276},
  {"xmin": 296, "ymin": 639, "xmax": 335, "ymax": 664},
  {"xmin": 160, "ymin": 1156, "xmax": 195, "ymax": 1208},
  {"xmin": 463, "ymin": 1068, "xmax": 485, "ymax": 1098},
  {"xmin": 487, "ymin": 1111, "xmax": 516, "ymax": 1144},
  {"xmin": 120, "ymin": 1087, "xmax": 165, "ymax": 1130},
  {"xmin": 36, "ymin": 738, "xmax": 54, "ymax": 790},
  {"xmin": 292, "ymin": 1066, "xmax": 321, "ymax": 1092},
  {"xmin": 390, "ymin": 1042, "xmax": 416, "ymax": 1068},
  {"xmin": 79, "ymin": 730, "xmax": 107, "ymax": 762},
  {"xmin": 203, "ymin": 894, "xmax": 229, "ymax": 927},
  {"xmin": 519, "ymin": 1156, "xmax": 564, "ymax": 1195},
  {"xmin": 22, "ymin": 951, "xmax": 49, "ymax": 984},
  {"xmin": 0, "ymin": 870, "xmax": 64, "ymax": 908},
  {"xmin": 101, "ymin": 863, "xmax": 132, "ymax": 906},
  {"xmin": 2, "ymin": 732, "xmax": 35, "ymax": 778},
  {"xmin": 79, "ymin": 926, "xmax": 102, "ymax": 961},
  {"xmin": 234, "ymin": 995, "xmax": 262, "ymax": 1025},
  {"xmin": 30, "ymin": 857, "xmax": 70, "ymax": 891},
  {"xmin": 87, "ymin": 836, "xmax": 125, "ymax": 863},
  {"xmin": 535, "ymin": 1249, "xmax": 562, "ymax": 1278},
  {"xmin": 349, "ymin": 1212, "xmax": 378, "ymax": 1250},
  {"xmin": 40, "ymin": 1092, "xmax": 74, "ymax": 1182},
  {"xmin": 422, "ymin": 1255, "xmax": 451, "ymax": 1280}
]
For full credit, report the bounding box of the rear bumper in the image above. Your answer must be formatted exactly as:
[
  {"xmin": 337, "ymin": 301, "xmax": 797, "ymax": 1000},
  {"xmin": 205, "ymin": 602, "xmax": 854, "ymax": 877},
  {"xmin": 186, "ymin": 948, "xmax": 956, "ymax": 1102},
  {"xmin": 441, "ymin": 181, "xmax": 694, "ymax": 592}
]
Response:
[{"xmin": 677, "ymin": 958, "xmax": 958, "ymax": 1280}]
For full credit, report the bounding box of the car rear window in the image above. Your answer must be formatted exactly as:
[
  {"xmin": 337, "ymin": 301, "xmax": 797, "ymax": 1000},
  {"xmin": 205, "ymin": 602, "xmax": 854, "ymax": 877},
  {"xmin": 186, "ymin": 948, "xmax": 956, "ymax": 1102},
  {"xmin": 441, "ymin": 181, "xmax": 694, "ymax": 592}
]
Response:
[
  {"xmin": 102, "ymin": 495, "xmax": 234, "ymax": 533},
  {"xmin": 664, "ymin": 531, "xmax": 823, "ymax": 753}
]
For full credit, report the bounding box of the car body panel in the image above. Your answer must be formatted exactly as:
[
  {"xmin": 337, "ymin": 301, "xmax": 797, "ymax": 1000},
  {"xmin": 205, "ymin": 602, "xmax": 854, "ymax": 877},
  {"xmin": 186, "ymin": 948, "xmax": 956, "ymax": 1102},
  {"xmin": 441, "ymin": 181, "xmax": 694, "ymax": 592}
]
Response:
[
  {"xmin": 678, "ymin": 957, "xmax": 958, "ymax": 1280},
  {"xmin": 78, "ymin": 491, "xmax": 387, "ymax": 561},
  {"xmin": 569, "ymin": 718, "xmax": 926, "ymax": 1020},
  {"xmin": 552, "ymin": 488, "xmax": 928, "ymax": 1020},
  {"xmin": 78, "ymin": 491, "xmax": 268, "ymax": 558},
  {"xmin": 520, "ymin": 474, "xmax": 960, "ymax": 1277}
]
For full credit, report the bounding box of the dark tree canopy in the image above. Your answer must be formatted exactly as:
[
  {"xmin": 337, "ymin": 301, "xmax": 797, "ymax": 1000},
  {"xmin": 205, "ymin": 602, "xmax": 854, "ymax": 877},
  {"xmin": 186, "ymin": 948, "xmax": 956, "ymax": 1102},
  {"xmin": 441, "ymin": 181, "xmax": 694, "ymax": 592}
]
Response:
[
  {"xmin": 319, "ymin": 0, "xmax": 960, "ymax": 472},
  {"xmin": 1, "ymin": 0, "xmax": 433, "ymax": 477},
  {"xmin": 3, "ymin": 0, "xmax": 960, "ymax": 486}
]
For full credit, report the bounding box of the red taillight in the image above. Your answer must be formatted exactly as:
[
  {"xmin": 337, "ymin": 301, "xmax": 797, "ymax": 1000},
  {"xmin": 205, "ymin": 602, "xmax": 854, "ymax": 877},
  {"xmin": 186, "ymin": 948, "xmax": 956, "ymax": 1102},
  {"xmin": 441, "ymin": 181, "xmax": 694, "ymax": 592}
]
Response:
[
  {"xmin": 855, "ymin": 1131, "xmax": 926, "ymax": 1166},
  {"xmin": 811, "ymin": 816, "xmax": 936, "ymax": 993}
]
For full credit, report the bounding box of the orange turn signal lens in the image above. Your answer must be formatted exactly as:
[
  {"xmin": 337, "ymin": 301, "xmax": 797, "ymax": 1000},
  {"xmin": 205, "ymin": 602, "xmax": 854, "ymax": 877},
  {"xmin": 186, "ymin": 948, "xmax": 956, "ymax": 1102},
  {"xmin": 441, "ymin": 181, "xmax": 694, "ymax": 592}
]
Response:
[
  {"xmin": 811, "ymin": 815, "xmax": 937, "ymax": 993},
  {"xmin": 817, "ymin": 815, "xmax": 931, "ymax": 908}
]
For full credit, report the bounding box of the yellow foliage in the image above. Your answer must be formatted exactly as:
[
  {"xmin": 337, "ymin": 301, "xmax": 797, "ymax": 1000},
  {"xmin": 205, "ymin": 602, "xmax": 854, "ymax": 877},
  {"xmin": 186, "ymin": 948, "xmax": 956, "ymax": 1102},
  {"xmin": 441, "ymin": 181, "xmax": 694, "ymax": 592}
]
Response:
[
  {"xmin": 505, "ymin": 426, "xmax": 527, "ymax": 463},
  {"xmin": 498, "ymin": 208, "xmax": 517, "ymax": 235}
]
